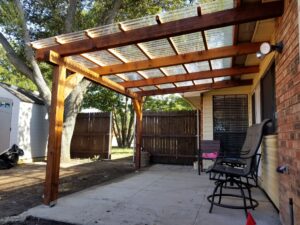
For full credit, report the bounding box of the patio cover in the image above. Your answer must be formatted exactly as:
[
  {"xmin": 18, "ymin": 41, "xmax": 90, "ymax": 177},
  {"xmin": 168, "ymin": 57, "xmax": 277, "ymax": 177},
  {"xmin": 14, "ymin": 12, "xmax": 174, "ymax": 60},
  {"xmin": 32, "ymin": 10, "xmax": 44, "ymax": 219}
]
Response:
[{"xmin": 30, "ymin": 0, "xmax": 284, "ymax": 205}]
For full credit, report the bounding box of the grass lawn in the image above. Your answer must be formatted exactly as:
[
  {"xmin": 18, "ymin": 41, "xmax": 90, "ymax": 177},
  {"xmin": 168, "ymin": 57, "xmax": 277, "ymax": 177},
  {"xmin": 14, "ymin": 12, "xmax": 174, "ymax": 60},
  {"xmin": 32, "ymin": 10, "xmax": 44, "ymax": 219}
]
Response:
[{"xmin": 111, "ymin": 147, "xmax": 133, "ymax": 160}]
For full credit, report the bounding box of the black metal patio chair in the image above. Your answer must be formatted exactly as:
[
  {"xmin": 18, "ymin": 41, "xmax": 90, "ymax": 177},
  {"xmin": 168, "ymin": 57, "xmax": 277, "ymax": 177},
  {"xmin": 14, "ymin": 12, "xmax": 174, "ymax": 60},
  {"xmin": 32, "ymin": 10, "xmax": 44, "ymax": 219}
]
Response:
[{"xmin": 206, "ymin": 119, "xmax": 272, "ymax": 217}]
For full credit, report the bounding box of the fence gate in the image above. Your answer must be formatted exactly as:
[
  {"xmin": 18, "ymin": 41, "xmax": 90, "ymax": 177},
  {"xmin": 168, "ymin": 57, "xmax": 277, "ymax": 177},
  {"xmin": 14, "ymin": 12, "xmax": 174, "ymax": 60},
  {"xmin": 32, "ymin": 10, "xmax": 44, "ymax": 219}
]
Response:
[
  {"xmin": 71, "ymin": 112, "xmax": 112, "ymax": 159},
  {"xmin": 142, "ymin": 111, "xmax": 198, "ymax": 165}
]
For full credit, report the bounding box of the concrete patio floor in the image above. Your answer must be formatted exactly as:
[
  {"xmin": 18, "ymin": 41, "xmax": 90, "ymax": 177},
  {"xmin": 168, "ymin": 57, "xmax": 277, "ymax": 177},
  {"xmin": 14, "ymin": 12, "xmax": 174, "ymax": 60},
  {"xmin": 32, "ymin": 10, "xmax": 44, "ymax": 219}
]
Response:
[{"xmin": 22, "ymin": 164, "xmax": 280, "ymax": 225}]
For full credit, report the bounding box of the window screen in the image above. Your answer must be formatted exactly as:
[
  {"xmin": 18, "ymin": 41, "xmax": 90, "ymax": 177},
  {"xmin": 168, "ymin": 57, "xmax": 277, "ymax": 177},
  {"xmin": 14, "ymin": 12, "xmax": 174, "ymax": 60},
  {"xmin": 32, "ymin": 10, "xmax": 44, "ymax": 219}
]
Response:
[{"xmin": 213, "ymin": 95, "xmax": 248, "ymax": 154}]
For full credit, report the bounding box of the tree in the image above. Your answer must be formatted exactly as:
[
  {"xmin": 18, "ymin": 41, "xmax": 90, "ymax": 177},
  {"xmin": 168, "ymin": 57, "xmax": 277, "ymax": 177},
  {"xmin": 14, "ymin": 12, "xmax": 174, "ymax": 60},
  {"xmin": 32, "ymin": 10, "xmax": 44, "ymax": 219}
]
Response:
[{"xmin": 0, "ymin": 0, "xmax": 190, "ymax": 161}]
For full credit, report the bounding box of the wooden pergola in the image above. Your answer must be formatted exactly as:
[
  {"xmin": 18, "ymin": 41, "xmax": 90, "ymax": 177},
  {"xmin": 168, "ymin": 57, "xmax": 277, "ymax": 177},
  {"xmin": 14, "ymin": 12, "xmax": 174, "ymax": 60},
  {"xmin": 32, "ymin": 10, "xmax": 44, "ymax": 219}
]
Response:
[{"xmin": 30, "ymin": 0, "xmax": 283, "ymax": 206}]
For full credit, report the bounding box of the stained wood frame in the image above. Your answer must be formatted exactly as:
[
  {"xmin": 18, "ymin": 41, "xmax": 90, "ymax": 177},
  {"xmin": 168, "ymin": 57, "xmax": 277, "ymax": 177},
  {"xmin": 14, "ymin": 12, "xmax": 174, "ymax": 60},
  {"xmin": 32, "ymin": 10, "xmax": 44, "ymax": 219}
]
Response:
[{"xmin": 38, "ymin": 1, "xmax": 284, "ymax": 206}]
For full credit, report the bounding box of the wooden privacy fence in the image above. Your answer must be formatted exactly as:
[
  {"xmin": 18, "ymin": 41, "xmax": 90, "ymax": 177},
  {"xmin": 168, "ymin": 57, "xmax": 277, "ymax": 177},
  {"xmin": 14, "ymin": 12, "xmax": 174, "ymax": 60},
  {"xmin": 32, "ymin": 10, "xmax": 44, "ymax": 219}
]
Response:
[
  {"xmin": 71, "ymin": 112, "xmax": 112, "ymax": 159},
  {"xmin": 142, "ymin": 111, "xmax": 199, "ymax": 165}
]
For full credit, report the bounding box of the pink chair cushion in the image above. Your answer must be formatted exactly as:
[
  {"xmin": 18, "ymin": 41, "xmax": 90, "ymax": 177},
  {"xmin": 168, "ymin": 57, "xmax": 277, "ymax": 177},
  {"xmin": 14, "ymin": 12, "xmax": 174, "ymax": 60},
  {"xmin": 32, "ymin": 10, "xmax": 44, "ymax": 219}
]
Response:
[{"xmin": 202, "ymin": 152, "xmax": 218, "ymax": 159}]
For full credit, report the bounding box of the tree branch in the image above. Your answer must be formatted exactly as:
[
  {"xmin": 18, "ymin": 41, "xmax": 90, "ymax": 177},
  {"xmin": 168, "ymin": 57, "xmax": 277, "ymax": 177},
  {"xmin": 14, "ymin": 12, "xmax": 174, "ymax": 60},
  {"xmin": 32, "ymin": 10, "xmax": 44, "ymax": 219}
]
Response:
[
  {"xmin": 14, "ymin": 0, "xmax": 51, "ymax": 106},
  {"xmin": 0, "ymin": 32, "xmax": 34, "ymax": 80}
]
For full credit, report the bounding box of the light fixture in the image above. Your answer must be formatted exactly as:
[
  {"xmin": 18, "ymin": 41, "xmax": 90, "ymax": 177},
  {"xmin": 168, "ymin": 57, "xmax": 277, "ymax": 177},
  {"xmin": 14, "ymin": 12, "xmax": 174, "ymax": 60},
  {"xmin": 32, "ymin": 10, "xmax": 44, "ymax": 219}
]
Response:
[{"xmin": 256, "ymin": 41, "xmax": 284, "ymax": 59}]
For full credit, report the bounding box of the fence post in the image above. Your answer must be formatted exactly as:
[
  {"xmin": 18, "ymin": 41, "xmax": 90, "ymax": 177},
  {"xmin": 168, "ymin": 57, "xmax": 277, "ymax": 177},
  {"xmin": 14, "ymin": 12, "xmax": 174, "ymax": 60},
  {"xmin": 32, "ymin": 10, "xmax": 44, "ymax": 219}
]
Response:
[{"xmin": 133, "ymin": 97, "xmax": 143, "ymax": 169}]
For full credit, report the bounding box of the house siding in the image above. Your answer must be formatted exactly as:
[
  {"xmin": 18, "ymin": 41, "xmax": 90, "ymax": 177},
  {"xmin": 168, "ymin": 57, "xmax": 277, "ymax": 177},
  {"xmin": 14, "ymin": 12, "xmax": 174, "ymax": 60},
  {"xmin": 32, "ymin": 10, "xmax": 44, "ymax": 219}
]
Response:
[{"xmin": 275, "ymin": 0, "xmax": 300, "ymax": 224}]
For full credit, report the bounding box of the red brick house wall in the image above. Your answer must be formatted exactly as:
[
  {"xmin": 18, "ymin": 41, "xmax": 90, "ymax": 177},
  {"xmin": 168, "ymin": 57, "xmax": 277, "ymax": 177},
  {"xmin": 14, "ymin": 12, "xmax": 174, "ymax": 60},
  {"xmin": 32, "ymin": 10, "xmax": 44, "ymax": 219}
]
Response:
[{"xmin": 275, "ymin": 0, "xmax": 300, "ymax": 224}]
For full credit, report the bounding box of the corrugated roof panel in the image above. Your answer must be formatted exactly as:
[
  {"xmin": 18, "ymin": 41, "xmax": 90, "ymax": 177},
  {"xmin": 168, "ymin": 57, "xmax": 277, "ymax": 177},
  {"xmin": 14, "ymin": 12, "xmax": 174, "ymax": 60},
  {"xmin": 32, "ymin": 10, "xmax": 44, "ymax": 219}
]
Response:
[
  {"xmin": 139, "ymin": 69, "xmax": 164, "ymax": 78},
  {"xmin": 211, "ymin": 57, "xmax": 232, "ymax": 69},
  {"xmin": 194, "ymin": 78, "xmax": 213, "ymax": 85},
  {"xmin": 171, "ymin": 32, "xmax": 205, "ymax": 54},
  {"xmin": 138, "ymin": 39, "xmax": 175, "ymax": 58},
  {"xmin": 205, "ymin": 26, "xmax": 234, "ymax": 49},
  {"xmin": 68, "ymin": 55, "xmax": 97, "ymax": 68},
  {"xmin": 160, "ymin": 65, "xmax": 186, "ymax": 76},
  {"xmin": 175, "ymin": 81, "xmax": 193, "ymax": 87},
  {"xmin": 118, "ymin": 72, "xmax": 143, "ymax": 81},
  {"xmin": 83, "ymin": 50, "xmax": 123, "ymax": 66},
  {"xmin": 185, "ymin": 61, "xmax": 210, "ymax": 73},
  {"xmin": 140, "ymin": 86, "xmax": 157, "ymax": 91},
  {"xmin": 128, "ymin": 87, "xmax": 141, "ymax": 92},
  {"xmin": 158, "ymin": 83, "xmax": 175, "ymax": 89},
  {"xmin": 214, "ymin": 76, "xmax": 231, "ymax": 82},
  {"xmin": 105, "ymin": 75, "xmax": 124, "ymax": 83},
  {"xmin": 109, "ymin": 45, "xmax": 148, "ymax": 62}
]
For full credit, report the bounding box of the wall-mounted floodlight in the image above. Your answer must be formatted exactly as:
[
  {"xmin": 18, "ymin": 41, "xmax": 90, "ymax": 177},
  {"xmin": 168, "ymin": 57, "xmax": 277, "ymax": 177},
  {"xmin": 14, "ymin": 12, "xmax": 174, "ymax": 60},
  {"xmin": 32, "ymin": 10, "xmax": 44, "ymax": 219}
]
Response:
[{"xmin": 256, "ymin": 41, "xmax": 284, "ymax": 59}]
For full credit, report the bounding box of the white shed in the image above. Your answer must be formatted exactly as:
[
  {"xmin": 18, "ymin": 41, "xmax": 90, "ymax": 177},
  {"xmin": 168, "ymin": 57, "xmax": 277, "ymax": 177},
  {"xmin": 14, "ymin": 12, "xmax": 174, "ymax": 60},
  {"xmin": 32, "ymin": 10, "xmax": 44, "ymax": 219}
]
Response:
[{"xmin": 0, "ymin": 83, "xmax": 49, "ymax": 161}]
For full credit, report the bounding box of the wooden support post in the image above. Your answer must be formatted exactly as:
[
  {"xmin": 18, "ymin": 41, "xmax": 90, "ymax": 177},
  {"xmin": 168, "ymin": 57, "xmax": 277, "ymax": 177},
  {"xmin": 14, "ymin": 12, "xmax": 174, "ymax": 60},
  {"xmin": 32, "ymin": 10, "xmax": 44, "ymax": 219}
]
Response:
[
  {"xmin": 133, "ymin": 98, "xmax": 143, "ymax": 170},
  {"xmin": 44, "ymin": 65, "xmax": 66, "ymax": 205}
]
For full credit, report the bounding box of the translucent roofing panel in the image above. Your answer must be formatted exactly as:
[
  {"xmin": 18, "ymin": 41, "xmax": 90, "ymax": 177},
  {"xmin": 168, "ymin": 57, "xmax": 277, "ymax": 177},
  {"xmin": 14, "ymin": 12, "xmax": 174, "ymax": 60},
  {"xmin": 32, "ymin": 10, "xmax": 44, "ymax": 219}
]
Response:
[
  {"xmin": 109, "ymin": 45, "xmax": 148, "ymax": 62},
  {"xmin": 139, "ymin": 69, "xmax": 164, "ymax": 78},
  {"xmin": 120, "ymin": 16, "xmax": 156, "ymax": 30},
  {"xmin": 201, "ymin": 0, "xmax": 234, "ymax": 14},
  {"xmin": 159, "ymin": 5, "xmax": 197, "ymax": 23},
  {"xmin": 56, "ymin": 31, "xmax": 88, "ymax": 44},
  {"xmin": 175, "ymin": 81, "xmax": 193, "ymax": 87},
  {"xmin": 128, "ymin": 88, "xmax": 141, "ymax": 92},
  {"xmin": 138, "ymin": 39, "xmax": 175, "ymax": 58},
  {"xmin": 171, "ymin": 32, "xmax": 205, "ymax": 54},
  {"xmin": 158, "ymin": 83, "xmax": 175, "ymax": 89},
  {"xmin": 160, "ymin": 65, "xmax": 187, "ymax": 76},
  {"xmin": 211, "ymin": 57, "xmax": 232, "ymax": 69},
  {"xmin": 214, "ymin": 76, "xmax": 231, "ymax": 82},
  {"xmin": 31, "ymin": 0, "xmax": 234, "ymax": 49},
  {"xmin": 83, "ymin": 50, "xmax": 122, "ymax": 66},
  {"xmin": 185, "ymin": 61, "xmax": 210, "ymax": 73},
  {"xmin": 141, "ymin": 86, "xmax": 157, "ymax": 91},
  {"xmin": 31, "ymin": 37, "xmax": 56, "ymax": 49},
  {"xmin": 118, "ymin": 72, "xmax": 143, "ymax": 81},
  {"xmin": 105, "ymin": 75, "xmax": 124, "ymax": 83},
  {"xmin": 86, "ymin": 24, "xmax": 120, "ymax": 38},
  {"xmin": 205, "ymin": 26, "xmax": 234, "ymax": 49},
  {"xmin": 68, "ymin": 55, "xmax": 97, "ymax": 68},
  {"xmin": 194, "ymin": 78, "xmax": 213, "ymax": 85}
]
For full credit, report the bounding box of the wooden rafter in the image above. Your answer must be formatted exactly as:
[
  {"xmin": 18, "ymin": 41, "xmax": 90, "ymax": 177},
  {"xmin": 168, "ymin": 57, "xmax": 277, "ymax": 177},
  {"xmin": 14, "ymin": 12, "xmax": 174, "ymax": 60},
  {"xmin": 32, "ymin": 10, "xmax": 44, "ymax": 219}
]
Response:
[
  {"xmin": 48, "ymin": 51, "xmax": 137, "ymax": 98},
  {"xmin": 137, "ymin": 79, "xmax": 253, "ymax": 96},
  {"xmin": 92, "ymin": 43, "xmax": 260, "ymax": 75},
  {"xmin": 121, "ymin": 66, "xmax": 258, "ymax": 88},
  {"xmin": 35, "ymin": 1, "xmax": 283, "ymax": 60}
]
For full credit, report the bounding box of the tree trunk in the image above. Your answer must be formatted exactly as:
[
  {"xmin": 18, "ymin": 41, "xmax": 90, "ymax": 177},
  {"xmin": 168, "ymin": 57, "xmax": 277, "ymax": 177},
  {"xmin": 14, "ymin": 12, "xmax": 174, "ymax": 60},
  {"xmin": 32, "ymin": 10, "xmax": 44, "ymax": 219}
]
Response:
[{"xmin": 60, "ymin": 79, "xmax": 91, "ymax": 162}]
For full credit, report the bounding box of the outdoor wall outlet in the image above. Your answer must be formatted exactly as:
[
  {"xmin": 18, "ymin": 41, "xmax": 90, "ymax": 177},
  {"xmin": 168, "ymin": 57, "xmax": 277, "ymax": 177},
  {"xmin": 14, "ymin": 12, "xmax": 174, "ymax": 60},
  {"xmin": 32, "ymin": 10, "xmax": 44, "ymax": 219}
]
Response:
[{"xmin": 276, "ymin": 165, "xmax": 289, "ymax": 174}]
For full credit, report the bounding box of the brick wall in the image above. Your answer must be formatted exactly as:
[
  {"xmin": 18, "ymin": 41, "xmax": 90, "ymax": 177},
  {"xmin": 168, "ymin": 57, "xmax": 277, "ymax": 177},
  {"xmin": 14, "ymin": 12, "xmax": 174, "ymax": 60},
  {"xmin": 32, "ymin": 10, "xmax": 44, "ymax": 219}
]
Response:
[{"xmin": 275, "ymin": 0, "xmax": 300, "ymax": 224}]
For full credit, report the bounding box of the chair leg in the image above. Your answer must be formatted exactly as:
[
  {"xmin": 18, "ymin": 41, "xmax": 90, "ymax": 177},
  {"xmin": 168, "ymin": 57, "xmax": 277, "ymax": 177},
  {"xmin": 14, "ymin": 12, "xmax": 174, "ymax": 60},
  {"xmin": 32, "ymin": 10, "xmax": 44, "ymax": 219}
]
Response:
[
  {"xmin": 245, "ymin": 184, "xmax": 255, "ymax": 210},
  {"xmin": 198, "ymin": 157, "xmax": 201, "ymax": 175},
  {"xmin": 218, "ymin": 181, "xmax": 224, "ymax": 204},
  {"xmin": 209, "ymin": 180, "xmax": 223, "ymax": 213},
  {"xmin": 236, "ymin": 181, "xmax": 248, "ymax": 217}
]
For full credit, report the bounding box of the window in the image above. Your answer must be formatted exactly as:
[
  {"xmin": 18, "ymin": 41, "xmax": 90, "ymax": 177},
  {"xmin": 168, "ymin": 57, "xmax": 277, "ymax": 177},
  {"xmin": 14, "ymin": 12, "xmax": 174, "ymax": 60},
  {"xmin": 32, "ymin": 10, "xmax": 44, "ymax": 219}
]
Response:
[
  {"xmin": 213, "ymin": 95, "xmax": 248, "ymax": 154},
  {"xmin": 261, "ymin": 64, "xmax": 277, "ymax": 134}
]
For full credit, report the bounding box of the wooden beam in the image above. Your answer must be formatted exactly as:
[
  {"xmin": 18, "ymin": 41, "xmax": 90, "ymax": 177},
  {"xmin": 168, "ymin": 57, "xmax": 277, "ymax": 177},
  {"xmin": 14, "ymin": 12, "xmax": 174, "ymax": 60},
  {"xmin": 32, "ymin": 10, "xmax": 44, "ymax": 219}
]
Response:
[
  {"xmin": 36, "ymin": 1, "xmax": 283, "ymax": 60},
  {"xmin": 48, "ymin": 51, "xmax": 137, "ymax": 98},
  {"xmin": 121, "ymin": 66, "xmax": 258, "ymax": 88},
  {"xmin": 132, "ymin": 98, "xmax": 143, "ymax": 169},
  {"xmin": 138, "ymin": 79, "xmax": 253, "ymax": 96},
  {"xmin": 44, "ymin": 65, "xmax": 66, "ymax": 205},
  {"xmin": 92, "ymin": 43, "xmax": 260, "ymax": 75},
  {"xmin": 64, "ymin": 73, "xmax": 84, "ymax": 99}
]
